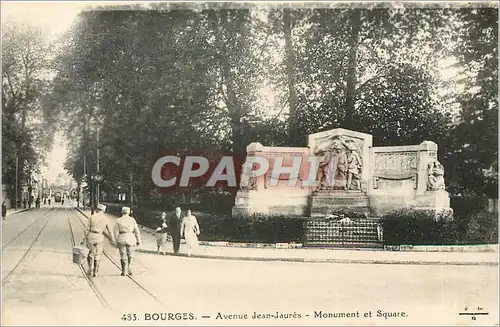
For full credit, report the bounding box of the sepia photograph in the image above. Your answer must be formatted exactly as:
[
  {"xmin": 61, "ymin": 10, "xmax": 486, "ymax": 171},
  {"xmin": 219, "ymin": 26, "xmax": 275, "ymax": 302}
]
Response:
[{"xmin": 1, "ymin": 1, "xmax": 498, "ymax": 325}]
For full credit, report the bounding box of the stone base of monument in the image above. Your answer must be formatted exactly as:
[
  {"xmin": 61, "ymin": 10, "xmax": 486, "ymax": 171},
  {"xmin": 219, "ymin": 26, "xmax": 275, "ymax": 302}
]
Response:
[
  {"xmin": 232, "ymin": 192, "xmax": 308, "ymax": 217},
  {"xmin": 415, "ymin": 190, "xmax": 451, "ymax": 207},
  {"xmin": 232, "ymin": 205, "xmax": 308, "ymax": 217},
  {"xmin": 308, "ymin": 191, "xmax": 371, "ymax": 217},
  {"xmin": 413, "ymin": 190, "xmax": 453, "ymax": 221}
]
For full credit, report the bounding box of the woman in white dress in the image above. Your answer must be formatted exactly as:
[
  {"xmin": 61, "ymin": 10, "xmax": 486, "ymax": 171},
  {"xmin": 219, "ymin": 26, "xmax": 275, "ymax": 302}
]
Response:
[{"xmin": 181, "ymin": 210, "xmax": 200, "ymax": 256}]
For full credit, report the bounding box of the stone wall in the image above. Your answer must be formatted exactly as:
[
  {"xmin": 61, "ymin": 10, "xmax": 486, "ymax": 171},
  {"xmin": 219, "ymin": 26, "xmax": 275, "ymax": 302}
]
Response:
[
  {"xmin": 232, "ymin": 144, "xmax": 311, "ymax": 216},
  {"xmin": 368, "ymin": 141, "xmax": 450, "ymax": 215}
]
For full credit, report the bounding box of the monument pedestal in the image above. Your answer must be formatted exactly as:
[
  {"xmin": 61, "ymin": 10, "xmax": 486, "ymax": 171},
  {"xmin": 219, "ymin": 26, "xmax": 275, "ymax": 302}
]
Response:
[
  {"xmin": 232, "ymin": 191, "xmax": 309, "ymax": 217},
  {"xmin": 308, "ymin": 191, "xmax": 371, "ymax": 217},
  {"xmin": 414, "ymin": 190, "xmax": 453, "ymax": 221},
  {"xmin": 415, "ymin": 190, "xmax": 450, "ymax": 207}
]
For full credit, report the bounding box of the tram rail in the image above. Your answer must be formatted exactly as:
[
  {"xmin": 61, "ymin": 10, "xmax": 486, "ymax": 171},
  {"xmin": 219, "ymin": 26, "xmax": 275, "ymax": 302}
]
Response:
[
  {"xmin": 70, "ymin": 208, "xmax": 167, "ymax": 309},
  {"xmin": 2, "ymin": 207, "xmax": 55, "ymax": 284}
]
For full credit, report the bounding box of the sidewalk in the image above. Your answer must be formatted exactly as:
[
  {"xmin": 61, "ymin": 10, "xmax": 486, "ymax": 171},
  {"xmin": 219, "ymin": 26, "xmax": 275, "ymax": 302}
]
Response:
[
  {"xmin": 76, "ymin": 208, "xmax": 499, "ymax": 266},
  {"xmin": 5, "ymin": 207, "xmax": 31, "ymax": 217}
]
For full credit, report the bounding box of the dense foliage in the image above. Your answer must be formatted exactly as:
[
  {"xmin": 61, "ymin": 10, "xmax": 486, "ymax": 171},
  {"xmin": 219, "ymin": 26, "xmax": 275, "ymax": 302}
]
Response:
[
  {"xmin": 382, "ymin": 208, "xmax": 498, "ymax": 245},
  {"xmin": 2, "ymin": 5, "xmax": 497, "ymax": 211},
  {"xmin": 2, "ymin": 23, "xmax": 58, "ymax": 204},
  {"xmin": 53, "ymin": 6, "xmax": 496, "ymax": 207}
]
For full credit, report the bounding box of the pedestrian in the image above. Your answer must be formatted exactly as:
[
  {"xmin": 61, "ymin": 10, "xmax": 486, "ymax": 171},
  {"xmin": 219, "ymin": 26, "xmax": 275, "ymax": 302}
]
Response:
[
  {"xmin": 61, "ymin": 198, "xmax": 65, "ymax": 206},
  {"xmin": 36, "ymin": 197, "xmax": 40, "ymax": 208},
  {"xmin": 169, "ymin": 207, "xmax": 182, "ymax": 254},
  {"xmin": 80, "ymin": 204, "xmax": 115, "ymax": 277},
  {"xmin": 2, "ymin": 201, "xmax": 7, "ymax": 220},
  {"xmin": 155, "ymin": 212, "xmax": 169, "ymax": 255},
  {"xmin": 48, "ymin": 198, "xmax": 51, "ymax": 205},
  {"xmin": 181, "ymin": 209, "xmax": 200, "ymax": 257},
  {"xmin": 114, "ymin": 206, "xmax": 141, "ymax": 276}
]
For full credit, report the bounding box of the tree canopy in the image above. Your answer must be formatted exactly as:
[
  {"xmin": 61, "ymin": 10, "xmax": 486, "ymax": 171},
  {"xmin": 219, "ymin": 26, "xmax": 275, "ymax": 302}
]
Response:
[{"xmin": 6, "ymin": 4, "xmax": 495, "ymax": 207}]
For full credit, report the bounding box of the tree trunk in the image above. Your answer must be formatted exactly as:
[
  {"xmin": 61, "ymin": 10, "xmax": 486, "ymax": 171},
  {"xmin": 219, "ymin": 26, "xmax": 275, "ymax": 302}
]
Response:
[
  {"xmin": 283, "ymin": 9, "xmax": 298, "ymax": 144},
  {"xmin": 345, "ymin": 10, "xmax": 362, "ymax": 129},
  {"xmin": 218, "ymin": 11, "xmax": 244, "ymax": 154},
  {"xmin": 224, "ymin": 59, "xmax": 243, "ymax": 153}
]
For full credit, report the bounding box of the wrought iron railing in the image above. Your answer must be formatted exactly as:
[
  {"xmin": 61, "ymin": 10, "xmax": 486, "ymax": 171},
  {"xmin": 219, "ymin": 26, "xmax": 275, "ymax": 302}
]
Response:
[{"xmin": 305, "ymin": 218, "xmax": 383, "ymax": 246}]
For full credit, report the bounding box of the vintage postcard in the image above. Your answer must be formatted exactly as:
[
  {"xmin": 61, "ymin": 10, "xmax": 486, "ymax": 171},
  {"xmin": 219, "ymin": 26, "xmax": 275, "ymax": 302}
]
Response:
[{"xmin": 1, "ymin": 1, "xmax": 498, "ymax": 326}]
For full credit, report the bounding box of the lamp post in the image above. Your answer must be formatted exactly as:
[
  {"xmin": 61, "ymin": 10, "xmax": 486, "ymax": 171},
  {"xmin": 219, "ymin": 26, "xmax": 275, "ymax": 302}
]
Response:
[
  {"xmin": 130, "ymin": 172, "xmax": 133, "ymax": 211},
  {"xmin": 15, "ymin": 154, "xmax": 18, "ymax": 210},
  {"xmin": 93, "ymin": 174, "xmax": 102, "ymax": 209},
  {"xmin": 96, "ymin": 127, "xmax": 100, "ymax": 207}
]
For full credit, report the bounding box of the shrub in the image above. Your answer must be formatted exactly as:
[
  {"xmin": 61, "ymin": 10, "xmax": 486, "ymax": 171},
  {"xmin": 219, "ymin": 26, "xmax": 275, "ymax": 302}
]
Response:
[
  {"xmin": 381, "ymin": 209, "xmax": 459, "ymax": 245},
  {"xmin": 450, "ymin": 195, "xmax": 489, "ymax": 216},
  {"xmin": 463, "ymin": 212, "xmax": 498, "ymax": 244},
  {"xmin": 102, "ymin": 203, "xmax": 306, "ymax": 243},
  {"xmin": 382, "ymin": 208, "xmax": 499, "ymax": 246},
  {"xmin": 196, "ymin": 214, "xmax": 306, "ymax": 243}
]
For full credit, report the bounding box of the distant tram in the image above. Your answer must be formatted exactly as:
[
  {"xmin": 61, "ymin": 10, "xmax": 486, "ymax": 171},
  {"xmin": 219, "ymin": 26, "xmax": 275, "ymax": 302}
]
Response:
[{"xmin": 54, "ymin": 192, "xmax": 62, "ymax": 203}]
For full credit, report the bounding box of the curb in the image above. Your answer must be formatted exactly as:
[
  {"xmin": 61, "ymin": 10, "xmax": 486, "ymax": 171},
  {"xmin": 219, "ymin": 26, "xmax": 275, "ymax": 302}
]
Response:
[
  {"xmin": 75, "ymin": 208, "xmax": 498, "ymax": 266},
  {"xmin": 6, "ymin": 208, "xmax": 31, "ymax": 217},
  {"xmin": 134, "ymin": 248, "xmax": 498, "ymax": 266}
]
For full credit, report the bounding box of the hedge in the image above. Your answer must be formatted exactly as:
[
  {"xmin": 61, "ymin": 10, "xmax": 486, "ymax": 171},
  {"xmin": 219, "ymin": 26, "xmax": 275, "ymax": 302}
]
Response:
[
  {"xmin": 381, "ymin": 209, "xmax": 498, "ymax": 245},
  {"xmin": 381, "ymin": 209, "xmax": 458, "ymax": 245},
  {"xmin": 102, "ymin": 203, "xmax": 306, "ymax": 243},
  {"xmin": 103, "ymin": 202, "xmax": 497, "ymax": 245}
]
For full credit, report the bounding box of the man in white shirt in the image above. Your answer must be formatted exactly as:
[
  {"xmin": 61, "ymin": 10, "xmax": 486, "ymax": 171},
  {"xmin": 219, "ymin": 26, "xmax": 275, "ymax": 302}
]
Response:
[
  {"xmin": 82, "ymin": 204, "xmax": 115, "ymax": 277},
  {"xmin": 114, "ymin": 206, "xmax": 141, "ymax": 276}
]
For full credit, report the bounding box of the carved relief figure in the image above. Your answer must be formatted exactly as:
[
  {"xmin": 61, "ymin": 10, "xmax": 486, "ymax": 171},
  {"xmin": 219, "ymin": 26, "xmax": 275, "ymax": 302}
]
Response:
[
  {"xmin": 427, "ymin": 160, "xmax": 445, "ymax": 191},
  {"xmin": 314, "ymin": 136, "xmax": 360, "ymax": 191},
  {"xmin": 347, "ymin": 148, "xmax": 362, "ymax": 190},
  {"xmin": 239, "ymin": 161, "xmax": 257, "ymax": 191}
]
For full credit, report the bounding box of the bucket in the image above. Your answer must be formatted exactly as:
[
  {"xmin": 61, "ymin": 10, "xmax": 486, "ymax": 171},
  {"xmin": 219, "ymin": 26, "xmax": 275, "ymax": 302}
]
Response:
[{"xmin": 73, "ymin": 245, "xmax": 89, "ymax": 264}]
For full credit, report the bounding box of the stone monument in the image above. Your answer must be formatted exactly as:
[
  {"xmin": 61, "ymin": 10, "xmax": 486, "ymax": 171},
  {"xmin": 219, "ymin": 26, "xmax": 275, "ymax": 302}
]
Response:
[
  {"xmin": 232, "ymin": 128, "xmax": 452, "ymax": 219},
  {"xmin": 307, "ymin": 129, "xmax": 372, "ymax": 217}
]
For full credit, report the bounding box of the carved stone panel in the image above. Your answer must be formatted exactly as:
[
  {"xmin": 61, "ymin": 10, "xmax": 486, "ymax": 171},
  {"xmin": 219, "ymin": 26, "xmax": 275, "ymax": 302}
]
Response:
[{"xmin": 374, "ymin": 151, "xmax": 418, "ymax": 175}]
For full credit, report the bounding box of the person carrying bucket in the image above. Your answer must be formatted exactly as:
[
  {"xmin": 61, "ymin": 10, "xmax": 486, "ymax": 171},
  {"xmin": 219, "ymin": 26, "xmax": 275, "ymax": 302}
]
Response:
[
  {"xmin": 80, "ymin": 204, "xmax": 115, "ymax": 277},
  {"xmin": 114, "ymin": 206, "xmax": 141, "ymax": 276}
]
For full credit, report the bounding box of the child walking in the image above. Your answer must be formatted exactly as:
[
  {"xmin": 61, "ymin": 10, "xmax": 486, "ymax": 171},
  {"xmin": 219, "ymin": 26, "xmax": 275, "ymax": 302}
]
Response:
[{"xmin": 155, "ymin": 212, "xmax": 169, "ymax": 255}]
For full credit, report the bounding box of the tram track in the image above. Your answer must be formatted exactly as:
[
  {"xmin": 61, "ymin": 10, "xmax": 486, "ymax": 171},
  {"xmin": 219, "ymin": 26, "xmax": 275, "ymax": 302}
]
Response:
[
  {"xmin": 70, "ymin": 208, "xmax": 167, "ymax": 310},
  {"xmin": 2, "ymin": 207, "xmax": 55, "ymax": 284},
  {"xmin": 66, "ymin": 208, "xmax": 111, "ymax": 310},
  {"xmin": 2, "ymin": 207, "xmax": 55, "ymax": 250}
]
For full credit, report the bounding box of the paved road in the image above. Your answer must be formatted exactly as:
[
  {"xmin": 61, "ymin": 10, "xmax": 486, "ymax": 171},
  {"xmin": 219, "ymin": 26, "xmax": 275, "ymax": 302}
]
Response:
[{"xmin": 2, "ymin": 206, "xmax": 498, "ymax": 326}]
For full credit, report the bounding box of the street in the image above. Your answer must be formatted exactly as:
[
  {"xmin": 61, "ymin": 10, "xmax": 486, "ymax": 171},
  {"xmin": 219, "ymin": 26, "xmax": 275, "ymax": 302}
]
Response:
[{"xmin": 2, "ymin": 206, "xmax": 498, "ymax": 326}]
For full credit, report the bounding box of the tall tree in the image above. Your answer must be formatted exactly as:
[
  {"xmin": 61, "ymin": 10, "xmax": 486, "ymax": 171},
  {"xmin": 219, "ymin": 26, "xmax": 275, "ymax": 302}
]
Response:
[
  {"xmin": 447, "ymin": 7, "xmax": 498, "ymax": 196},
  {"xmin": 2, "ymin": 23, "xmax": 55, "ymax": 204}
]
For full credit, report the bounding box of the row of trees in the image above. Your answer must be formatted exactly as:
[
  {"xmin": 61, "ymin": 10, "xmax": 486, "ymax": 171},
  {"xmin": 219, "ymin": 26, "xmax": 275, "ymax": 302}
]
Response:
[
  {"xmin": 4, "ymin": 4, "xmax": 495, "ymax": 209},
  {"xmin": 2, "ymin": 23, "xmax": 58, "ymax": 204}
]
